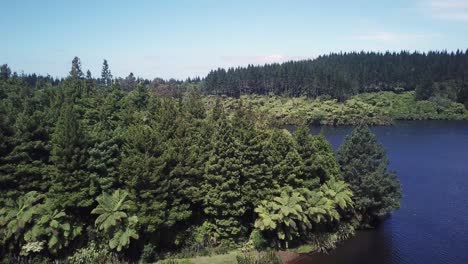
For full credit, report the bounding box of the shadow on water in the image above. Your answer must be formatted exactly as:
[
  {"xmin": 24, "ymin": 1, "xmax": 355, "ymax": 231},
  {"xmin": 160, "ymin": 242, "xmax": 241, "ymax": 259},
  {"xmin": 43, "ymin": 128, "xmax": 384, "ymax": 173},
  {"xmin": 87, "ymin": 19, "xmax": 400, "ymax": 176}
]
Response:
[{"xmin": 290, "ymin": 225, "xmax": 394, "ymax": 264}]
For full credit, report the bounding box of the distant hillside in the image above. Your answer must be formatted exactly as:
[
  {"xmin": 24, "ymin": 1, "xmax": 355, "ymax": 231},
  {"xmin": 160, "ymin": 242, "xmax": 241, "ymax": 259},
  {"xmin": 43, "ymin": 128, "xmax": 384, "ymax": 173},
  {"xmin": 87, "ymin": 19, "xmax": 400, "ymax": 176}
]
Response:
[{"xmin": 202, "ymin": 50, "xmax": 468, "ymax": 107}]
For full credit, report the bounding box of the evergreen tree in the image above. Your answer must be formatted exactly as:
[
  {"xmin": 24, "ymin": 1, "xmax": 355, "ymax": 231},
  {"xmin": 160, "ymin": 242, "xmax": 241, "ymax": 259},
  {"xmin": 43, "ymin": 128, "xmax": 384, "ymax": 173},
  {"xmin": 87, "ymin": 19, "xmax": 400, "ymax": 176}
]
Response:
[
  {"xmin": 337, "ymin": 125, "xmax": 402, "ymax": 226},
  {"xmin": 2, "ymin": 110, "xmax": 51, "ymax": 201},
  {"xmin": 0, "ymin": 64, "xmax": 11, "ymax": 81},
  {"xmin": 0, "ymin": 104, "xmax": 15, "ymax": 204},
  {"xmin": 267, "ymin": 129, "xmax": 304, "ymax": 189},
  {"xmin": 232, "ymin": 102, "xmax": 274, "ymax": 216},
  {"xmin": 119, "ymin": 107, "xmax": 191, "ymax": 236},
  {"xmin": 49, "ymin": 102, "xmax": 94, "ymax": 212},
  {"xmin": 69, "ymin": 57, "xmax": 84, "ymax": 80},
  {"xmin": 293, "ymin": 126, "xmax": 321, "ymax": 189},
  {"xmin": 310, "ymin": 134, "xmax": 341, "ymax": 183},
  {"xmin": 122, "ymin": 72, "xmax": 137, "ymax": 92},
  {"xmin": 101, "ymin": 59, "xmax": 113, "ymax": 87},
  {"xmin": 202, "ymin": 111, "xmax": 245, "ymax": 240},
  {"xmin": 415, "ymin": 77, "xmax": 434, "ymax": 100}
]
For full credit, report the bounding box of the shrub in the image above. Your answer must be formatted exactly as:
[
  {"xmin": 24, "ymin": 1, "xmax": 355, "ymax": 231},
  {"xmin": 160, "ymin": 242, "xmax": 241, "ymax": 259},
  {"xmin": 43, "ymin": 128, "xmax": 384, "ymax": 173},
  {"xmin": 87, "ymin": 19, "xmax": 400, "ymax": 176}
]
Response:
[
  {"xmin": 249, "ymin": 230, "xmax": 268, "ymax": 251},
  {"xmin": 141, "ymin": 243, "xmax": 157, "ymax": 263},
  {"xmin": 67, "ymin": 242, "xmax": 120, "ymax": 264},
  {"xmin": 236, "ymin": 251, "xmax": 282, "ymax": 264}
]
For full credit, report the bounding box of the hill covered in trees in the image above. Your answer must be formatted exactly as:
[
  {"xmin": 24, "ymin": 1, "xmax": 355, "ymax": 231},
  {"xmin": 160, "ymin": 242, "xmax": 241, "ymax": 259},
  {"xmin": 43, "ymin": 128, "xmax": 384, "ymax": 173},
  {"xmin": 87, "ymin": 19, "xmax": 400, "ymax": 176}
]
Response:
[
  {"xmin": 0, "ymin": 58, "xmax": 401, "ymax": 263},
  {"xmin": 202, "ymin": 50, "xmax": 468, "ymax": 107}
]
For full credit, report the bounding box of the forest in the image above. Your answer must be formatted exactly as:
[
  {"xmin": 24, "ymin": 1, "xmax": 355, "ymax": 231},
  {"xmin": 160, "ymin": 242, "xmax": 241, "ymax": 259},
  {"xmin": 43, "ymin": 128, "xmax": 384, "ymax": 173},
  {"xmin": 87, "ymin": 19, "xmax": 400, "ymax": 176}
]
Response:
[
  {"xmin": 203, "ymin": 50, "xmax": 468, "ymax": 106},
  {"xmin": 0, "ymin": 58, "xmax": 402, "ymax": 263}
]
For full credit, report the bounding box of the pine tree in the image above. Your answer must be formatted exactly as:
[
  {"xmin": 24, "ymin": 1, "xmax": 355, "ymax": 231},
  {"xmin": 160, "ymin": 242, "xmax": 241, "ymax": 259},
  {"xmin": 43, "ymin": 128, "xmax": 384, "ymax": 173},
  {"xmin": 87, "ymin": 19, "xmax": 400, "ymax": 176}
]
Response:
[
  {"xmin": 0, "ymin": 104, "xmax": 15, "ymax": 204},
  {"xmin": 415, "ymin": 77, "xmax": 434, "ymax": 100},
  {"xmin": 232, "ymin": 102, "xmax": 274, "ymax": 218},
  {"xmin": 86, "ymin": 133, "xmax": 121, "ymax": 193},
  {"xmin": 293, "ymin": 126, "xmax": 321, "ymax": 189},
  {"xmin": 337, "ymin": 125, "xmax": 402, "ymax": 225},
  {"xmin": 49, "ymin": 102, "xmax": 94, "ymax": 212},
  {"xmin": 119, "ymin": 106, "xmax": 191, "ymax": 235},
  {"xmin": 2, "ymin": 110, "xmax": 51, "ymax": 200},
  {"xmin": 202, "ymin": 110, "xmax": 245, "ymax": 240},
  {"xmin": 268, "ymin": 129, "xmax": 304, "ymax": 189},
  {"xmin": 101, "ymin": 59, "xmax": 113, "ymax": 87},
  {"xmin": 0, "ymin": 64, "xmax": 11, "ymax": 81},
  {"xmin": 310, "ymin": 134, "xmax": 341, "ymax": 183},
  {"xmin": 69, "ymin": 57, "xmax": 84, "ymax": 80}
]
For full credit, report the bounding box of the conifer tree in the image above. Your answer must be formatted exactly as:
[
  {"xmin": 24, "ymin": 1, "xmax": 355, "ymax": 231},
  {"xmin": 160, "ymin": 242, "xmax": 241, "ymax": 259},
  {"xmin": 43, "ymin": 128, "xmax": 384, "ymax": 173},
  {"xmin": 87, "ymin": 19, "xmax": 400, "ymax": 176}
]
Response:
[
  {"xmin": 69, "ymin": 57, "xmax": 84, "ymax": 80},
  {"xmin": 293, "ymin": 126, "xmax": 321, "ymax": 189},
  {"xmin": 310, "ymin": 134, "xmax": 341, "ymax": 183},
  {"xmin": 0, "ymin": 104, "xmax": 15, "ymax": 204},
  {"xmin": 49, "ymin": 102, "xmax": 94, "ymax": 212},
  {"xmin": 0, "ymin": 64, "xmax": 11, "ymax": 81},
  {"xmin": 101, "ymin": 59, "xmax": 113, "ymax": 87},
  {"xmin": 202, "ymin": 110, "xmax": 245, "ymax": 240},
  {"xmin": 337, "ymin": 125, "xmax": 402, "ymax": 225},
  {"xmin": 232, "ymin": 101, "xmax": 274, "ymax": 217},
  {"xmin": 3, "ymin": 110, "xmax": 50, "ymax": 199},
  {"xmin": 119, "ymin": 107, "xmax": 191, "ymax": 236},
  {"xmin": 267, "ymin": 129, "xmax": 304, "ymax": 190}
]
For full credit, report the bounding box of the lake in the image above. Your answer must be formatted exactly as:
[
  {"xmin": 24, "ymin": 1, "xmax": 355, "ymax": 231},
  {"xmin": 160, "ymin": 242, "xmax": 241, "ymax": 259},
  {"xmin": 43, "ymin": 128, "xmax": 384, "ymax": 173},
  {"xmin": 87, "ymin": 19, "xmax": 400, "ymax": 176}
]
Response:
[{"xmin": 294, "ymin": 120, "xmax": 468, "ymax": 264}]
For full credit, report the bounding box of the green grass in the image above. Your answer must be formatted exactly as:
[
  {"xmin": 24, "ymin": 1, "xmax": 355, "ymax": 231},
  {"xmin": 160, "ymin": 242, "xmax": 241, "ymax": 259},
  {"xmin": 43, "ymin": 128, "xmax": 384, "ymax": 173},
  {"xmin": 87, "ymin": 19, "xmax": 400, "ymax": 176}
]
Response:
[
  {"xmin": 155, "ymin": 250, "xmax": 240, "ymax": 264},
  {"xmin": 154, "ymin": 244, "xmax": 318, "ymax": 264},
  {"xmin": 289, "ymin": 244, "xmax": 316, "ymax": 253}
]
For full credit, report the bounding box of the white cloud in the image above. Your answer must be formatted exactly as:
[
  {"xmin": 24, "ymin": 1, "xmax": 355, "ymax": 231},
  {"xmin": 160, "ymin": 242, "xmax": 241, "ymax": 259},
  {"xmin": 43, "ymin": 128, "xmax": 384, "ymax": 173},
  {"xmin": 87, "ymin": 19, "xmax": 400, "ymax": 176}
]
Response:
[
  {"xmin": 352, "ymin": 32, "xmax": 439, "ymax": 42},
  {"xmin": 425, "ymin": 0, "xmax": 468, "ymax": 22}
]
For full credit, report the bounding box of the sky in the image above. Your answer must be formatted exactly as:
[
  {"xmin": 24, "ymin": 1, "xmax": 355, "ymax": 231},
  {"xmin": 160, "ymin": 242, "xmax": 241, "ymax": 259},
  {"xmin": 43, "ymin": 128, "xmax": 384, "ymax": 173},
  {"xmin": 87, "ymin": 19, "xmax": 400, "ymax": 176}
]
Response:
[{"xmin": 1, "ymin": 0, "xmax": 468, "ymax": 79}]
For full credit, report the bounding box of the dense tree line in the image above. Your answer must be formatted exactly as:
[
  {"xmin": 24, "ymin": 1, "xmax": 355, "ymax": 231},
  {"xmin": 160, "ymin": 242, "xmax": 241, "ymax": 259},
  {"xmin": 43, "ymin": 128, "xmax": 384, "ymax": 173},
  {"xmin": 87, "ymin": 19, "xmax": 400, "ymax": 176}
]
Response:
[
  {"xmin": 0, "ymin": 58, "xmax": 401, "ymax": 262},
  {"xmin": 202, "ymin": 50, "xmax": 468, "ymax": 106}
]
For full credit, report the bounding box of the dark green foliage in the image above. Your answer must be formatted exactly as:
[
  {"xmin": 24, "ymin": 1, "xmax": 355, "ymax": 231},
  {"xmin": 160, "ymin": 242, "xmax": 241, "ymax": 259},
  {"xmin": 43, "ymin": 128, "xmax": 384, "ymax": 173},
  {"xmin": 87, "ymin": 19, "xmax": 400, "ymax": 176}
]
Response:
[
  {"xmin": 141, "ymin": 243, "xmax": 157, "ymax": 263},
  {"xmin": 0, "ymin": 58, "xmax": 403, "ymax": 261},
  {"xmin": 267, "ymin": 130, "xmax": 304, "ymax": 189},
  {"xmin": 203, "ymin": 50, "xmax": 468, "ymax": 107},
  {"xmin": 249, "ymin": 230, "xmax": 267, "ymax": 250},
  {"xmin": 49, "ymin": 103, "xmax": 95, "ymax": 210},
  {"xmin": 293, "ymin": 126, "xmax": 321, "ymax": 188},
  {"xmin": 337, "ymin": 125, "xmax": 402, "ymax": 226},
  {"xmin": 101, "ymin": 59, "xmax": 113, "ymax": 87},
  {"xmin": 203, "ymin": 110, "xmax": 246, "ymax": 240},
  {"xmin": 0, "ymin": 64, "xmax": 11, "ymax": 81},
  {"xmin": 86, "ymin": 134, "xmax": 122, "ymax": 193},
  {"xmin": 310, "ymin": 134, "xmax": 341, "ymax": 182},
  {"xmin": 415, "ymin": 77, "xmax": 434, "ymax": 100},
  {"xmin": 69, "ymin": 57, "xmax": 84, "ymax": 80}
]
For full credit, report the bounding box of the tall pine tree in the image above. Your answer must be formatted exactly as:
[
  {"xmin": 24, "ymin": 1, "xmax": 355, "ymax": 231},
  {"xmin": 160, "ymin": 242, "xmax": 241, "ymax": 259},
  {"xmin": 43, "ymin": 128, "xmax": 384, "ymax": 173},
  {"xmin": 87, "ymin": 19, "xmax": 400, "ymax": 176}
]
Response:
[{"xmin": 337, "ymin": 125, "xmax": 402, "ymax": 226}]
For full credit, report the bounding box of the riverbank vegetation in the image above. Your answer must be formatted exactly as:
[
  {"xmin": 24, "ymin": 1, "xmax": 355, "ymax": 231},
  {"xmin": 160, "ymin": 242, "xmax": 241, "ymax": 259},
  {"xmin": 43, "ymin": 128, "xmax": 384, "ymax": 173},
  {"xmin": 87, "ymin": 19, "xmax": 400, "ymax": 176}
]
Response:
[
  {"xmin": 206, "ymin": 91, "xmax": 468, "ymax": 126},
  {"xmin": 0, "ymin": 58, "xmax": 401, "ymax": 263}
]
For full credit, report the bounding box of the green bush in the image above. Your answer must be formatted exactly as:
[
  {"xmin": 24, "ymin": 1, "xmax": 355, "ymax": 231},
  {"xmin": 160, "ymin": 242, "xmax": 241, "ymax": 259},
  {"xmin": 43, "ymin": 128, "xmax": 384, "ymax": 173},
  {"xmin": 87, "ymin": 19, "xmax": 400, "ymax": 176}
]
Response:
[
  {"xmin": 141, "ymin": 243, "xmax": 158, "ymax": 263},
  {"xmin": 67, "ymin": 242, "xmax": 120, "ymax": 264},
  {"xmin": 236, "ymin": 251, "xmax": 282, "ymax": 264},
  {"xmin": 249, "ymin": 230, "xmax": 268, "ymax": 251},
  {"xmin": 206, "ymin": 91, "xmax": 468, "ymax": 126}
]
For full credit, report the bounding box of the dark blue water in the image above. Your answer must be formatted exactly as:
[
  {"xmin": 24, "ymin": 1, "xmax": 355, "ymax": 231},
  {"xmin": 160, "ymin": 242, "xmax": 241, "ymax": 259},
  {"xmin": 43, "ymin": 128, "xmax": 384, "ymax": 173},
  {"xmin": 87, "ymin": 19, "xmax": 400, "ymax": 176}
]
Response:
[{"xmin": 300, "ymin": 121, "xmax": 468, "ymax": 264}]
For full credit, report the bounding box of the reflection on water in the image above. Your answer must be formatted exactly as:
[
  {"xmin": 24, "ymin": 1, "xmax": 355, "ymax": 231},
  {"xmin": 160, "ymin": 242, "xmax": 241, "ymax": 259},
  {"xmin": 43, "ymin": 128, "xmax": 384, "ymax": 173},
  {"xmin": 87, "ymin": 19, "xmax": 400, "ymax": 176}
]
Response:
[
  {"xmin": 290, "ymin": 121, "xmax": 468, "ymax": 264},
  {"xmin": 300, "ymin": 225, "xmax": 394, "ymax": 264}
]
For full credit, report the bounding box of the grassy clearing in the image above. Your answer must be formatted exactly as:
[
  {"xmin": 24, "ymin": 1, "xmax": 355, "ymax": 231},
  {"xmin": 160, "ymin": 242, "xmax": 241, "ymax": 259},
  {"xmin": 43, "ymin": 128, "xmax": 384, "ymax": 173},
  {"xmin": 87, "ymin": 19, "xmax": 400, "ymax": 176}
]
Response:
[{"xmin": 155, "ymin": 244, "xmax": 317, "ymax": 264}]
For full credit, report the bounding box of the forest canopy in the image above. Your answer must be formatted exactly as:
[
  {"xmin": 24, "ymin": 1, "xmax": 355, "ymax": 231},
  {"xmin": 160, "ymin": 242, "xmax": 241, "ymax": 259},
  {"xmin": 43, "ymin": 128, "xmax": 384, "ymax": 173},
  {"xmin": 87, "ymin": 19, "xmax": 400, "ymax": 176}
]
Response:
[
  {"xmin": 0, "ymin": 58, "xmax": 402, "ymax": 263},
  {"xmin": 202, "ymin": 50, "xmax": 468, "ymax": 107}
]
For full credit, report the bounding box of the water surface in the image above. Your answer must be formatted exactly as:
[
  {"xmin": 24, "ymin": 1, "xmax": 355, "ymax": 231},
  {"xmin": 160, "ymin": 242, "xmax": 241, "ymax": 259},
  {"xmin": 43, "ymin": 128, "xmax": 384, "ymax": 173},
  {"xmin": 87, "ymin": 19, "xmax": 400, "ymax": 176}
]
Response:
[{"xmin": 298, "ymin": 121, "xmax": 468, "ymax": 264}]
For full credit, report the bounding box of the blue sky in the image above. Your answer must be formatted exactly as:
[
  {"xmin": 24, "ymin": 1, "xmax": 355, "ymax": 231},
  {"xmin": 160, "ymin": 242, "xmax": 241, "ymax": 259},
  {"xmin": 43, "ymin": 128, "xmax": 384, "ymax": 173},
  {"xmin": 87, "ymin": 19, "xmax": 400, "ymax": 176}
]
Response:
[{"xmin": 1, "ymin": 0, "xmax": 468, "ymax": 79}]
